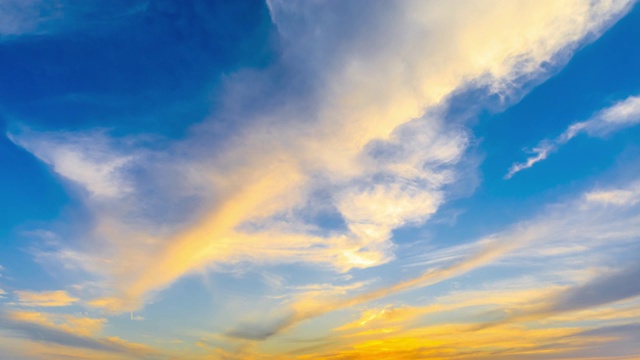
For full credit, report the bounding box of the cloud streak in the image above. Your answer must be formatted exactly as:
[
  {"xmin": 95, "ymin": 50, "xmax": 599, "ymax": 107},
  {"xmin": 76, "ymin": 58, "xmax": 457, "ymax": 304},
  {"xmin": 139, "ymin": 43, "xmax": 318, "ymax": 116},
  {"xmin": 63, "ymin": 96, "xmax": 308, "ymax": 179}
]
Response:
[
  {"xmin": 0, "ymin": 310, "xmax": 156, "ymax": 358},
  {"xmin": 484, "ymin": 262, "xmax": 640, "ymax": 326},
  {"xmin": 225, "ymin": 238, "xmax": 518, "ymax": 341},
  {"xmin": 544, "ymin": 262, "xmax": 640, "ymax": 313},
  {"xmin": 7, "ymin": 129, "xmax": 137, "ymax": 199},
  {"xmin": 227, "ymin": 175, "xmax": 640, "ymax": 342},
  {"xmin": 14, "ymin": 290, "xmax": 79, "ymax": 307},
  {"xmin": 506, "ymin": 95, "xmax": 640, "ymax": 178}
]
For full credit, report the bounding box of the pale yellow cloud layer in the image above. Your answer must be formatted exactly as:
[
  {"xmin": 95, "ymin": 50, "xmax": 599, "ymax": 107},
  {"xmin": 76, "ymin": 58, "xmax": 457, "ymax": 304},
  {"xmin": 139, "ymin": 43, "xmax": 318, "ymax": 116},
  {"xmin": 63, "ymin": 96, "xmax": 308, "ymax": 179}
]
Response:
[
  {"xmin": 5, "ymin": 310, "xmax": 106, "ymax": 336},
  {"xmin": 262, "ymin": 283, "xmax": 640, "ymax": 359},
  {"xmin": 0, "ymin": 309, "xmax": 158, "ymax": 359},
  {"xmin": 15, "ymin": 290, "xmax": 79, "ymax": 307}
]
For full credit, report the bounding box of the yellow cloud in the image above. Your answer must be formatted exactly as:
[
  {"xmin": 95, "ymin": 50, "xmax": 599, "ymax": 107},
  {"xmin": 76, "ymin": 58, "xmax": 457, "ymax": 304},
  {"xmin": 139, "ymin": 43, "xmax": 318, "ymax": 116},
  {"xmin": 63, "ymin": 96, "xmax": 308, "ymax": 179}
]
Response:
[
  {"xmin": 15, "ymin": 290, "xmax": 79, "ymax": 307},
  {"xmin": 5, "ymin": 310, "xmax": 106, "ymax": 337},
  {"xmin": 335, "ymin": 305, "xmax": 434, "ymax": 333},
  {"xmin": 0, "ymin": 309, "xmax": 159, "ymax": 359},
  {"xmin": 291, "ymin": 317, "xmax": 618, "ymax": 360}
]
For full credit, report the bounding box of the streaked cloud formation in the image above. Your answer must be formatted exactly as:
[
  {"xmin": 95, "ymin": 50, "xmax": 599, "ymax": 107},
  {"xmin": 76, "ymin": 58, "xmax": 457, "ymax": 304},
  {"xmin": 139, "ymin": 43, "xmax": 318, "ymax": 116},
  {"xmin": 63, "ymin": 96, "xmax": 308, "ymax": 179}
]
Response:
[
  {"xmin": 1, "ymin": 0, "xmax": 640, "ymax": 359},
  {"xmin": 224, "ymin": 177, "xmax": 640, "ymax": 346},
  {"xmin": 10, "ymin": 0, "xmax": 632, "ymax": 313},
  {"xmin": 14, "ymin": 290, "xmax": 79, "ymax": 307},
  {"xmin": 8, "ymin": 129, "xmax": 137, "ymax": 199},
  {"xmin": 0, "ymin": 310, "xmax": 157, "ymax": 359},
  {"xmin": 507, "ymin": 95, "xmax": 640, "ymax": 178}
]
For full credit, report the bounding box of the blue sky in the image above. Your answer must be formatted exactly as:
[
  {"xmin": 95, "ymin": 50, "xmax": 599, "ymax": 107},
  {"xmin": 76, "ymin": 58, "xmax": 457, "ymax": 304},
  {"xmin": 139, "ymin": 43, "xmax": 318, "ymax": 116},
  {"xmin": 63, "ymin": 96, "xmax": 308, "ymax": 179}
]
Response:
[{"xmin": 1, "ymin": 1, "xmax": 640, "ymax": 359}]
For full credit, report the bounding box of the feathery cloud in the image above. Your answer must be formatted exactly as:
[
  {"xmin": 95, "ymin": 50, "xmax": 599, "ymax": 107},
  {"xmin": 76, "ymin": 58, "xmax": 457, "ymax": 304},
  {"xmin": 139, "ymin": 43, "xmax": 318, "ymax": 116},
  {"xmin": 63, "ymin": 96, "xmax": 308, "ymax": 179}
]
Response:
[
  {"xmin": 507, "ymin": 95, "xmax": 640, "ymax": 178},
  {"xmin": 7, "ymin": 129, "xmax": 137, "ymax": 199}
]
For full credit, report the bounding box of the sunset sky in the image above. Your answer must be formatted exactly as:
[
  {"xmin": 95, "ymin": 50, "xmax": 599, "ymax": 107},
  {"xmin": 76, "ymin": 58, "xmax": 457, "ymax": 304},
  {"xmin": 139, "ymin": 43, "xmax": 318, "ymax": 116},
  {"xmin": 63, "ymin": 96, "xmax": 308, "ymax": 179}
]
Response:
[{"xmin": 1, "ymin": 1, "xmax": 640, "ymax": 359}]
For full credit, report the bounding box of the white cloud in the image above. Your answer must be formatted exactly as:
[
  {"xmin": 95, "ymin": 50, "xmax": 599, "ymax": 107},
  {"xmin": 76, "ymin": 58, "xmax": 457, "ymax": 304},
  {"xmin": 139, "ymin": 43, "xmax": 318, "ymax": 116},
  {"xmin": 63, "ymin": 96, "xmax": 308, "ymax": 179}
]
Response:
[
  {"xmin": 507, "ymin": 95, "xmax": 640, "ymax": 178},
  {"xmin": 10, "ymin": 0, "xmax": 635, "ymax": 313},
  {"xmin": 505, "ymin": 142, "xmax": 555, "ymax": 179},
  {"xmin": 8, "ymin": 129, "xmax": 136, "ymax": 199},
  {"xmin": 585, "ymin": 182, "xmax": 640, "ymax": 206},
  {"xmin": 595, "ymin": 95, "xmax": 640, "ymax": 128}
]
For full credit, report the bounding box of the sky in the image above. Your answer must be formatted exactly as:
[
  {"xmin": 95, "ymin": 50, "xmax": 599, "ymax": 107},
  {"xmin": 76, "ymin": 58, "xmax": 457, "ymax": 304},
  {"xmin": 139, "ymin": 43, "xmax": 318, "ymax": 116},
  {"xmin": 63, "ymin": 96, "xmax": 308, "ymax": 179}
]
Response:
[{"xmin": 1, "ymin": 1, "xmax": 640, "ymax": 359}]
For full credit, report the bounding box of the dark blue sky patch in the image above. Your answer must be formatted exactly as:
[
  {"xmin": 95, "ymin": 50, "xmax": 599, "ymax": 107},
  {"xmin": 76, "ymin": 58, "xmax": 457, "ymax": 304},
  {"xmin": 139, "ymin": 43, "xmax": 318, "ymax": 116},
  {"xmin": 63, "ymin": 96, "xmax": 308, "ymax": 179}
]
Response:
[{"xmin": 0, "ymin": 0, "xmax": 276, "ymax": 136}]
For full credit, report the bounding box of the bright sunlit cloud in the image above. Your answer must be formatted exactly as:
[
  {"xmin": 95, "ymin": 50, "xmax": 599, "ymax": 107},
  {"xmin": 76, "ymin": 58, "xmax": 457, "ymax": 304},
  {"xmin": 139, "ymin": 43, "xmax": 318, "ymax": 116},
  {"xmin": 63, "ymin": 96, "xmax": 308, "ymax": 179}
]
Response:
[
  {"xmin": 14, "ymin": 290, "xmax": 79, "ymax": 307},
  {"xmin": 506, "ymin": 94, "xmax": 640, "ymax": 178}
]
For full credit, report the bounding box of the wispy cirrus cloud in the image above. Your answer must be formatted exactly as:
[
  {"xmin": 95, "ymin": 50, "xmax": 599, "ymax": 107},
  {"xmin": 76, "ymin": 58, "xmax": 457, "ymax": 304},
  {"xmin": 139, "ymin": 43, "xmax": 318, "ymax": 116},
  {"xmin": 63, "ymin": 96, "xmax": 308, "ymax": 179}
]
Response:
[
  {"xmin": 226, "ymin": 176, "xmax": 640, "ymax": 359},
  {"xmin": 223, "ymin": 175, "xmax": 640, "ymax": 346},
  {"xmin": 0, "ymin": 2, "xmax": 638, "ymax": 359},
  {"xmin": 7, "ymin": 128, "xmax": 138, "ymax": 199},
  {"xmin": 0, "ymin": 309, "xmax": 158, "ymax": 359},
  {"xmin": 468, "ymin": 262, "xmax": 640, "ymax": 330},
  {"xmin": 506, "ymin": 95, "xmax": 640, "ymax": 178},
  {"xmin": 7, "ymin": 0, "xmax": 635, "ymax": 317},
  {"xmin": 585, "ymin": 180, "xmax": 640, "ymax": 206},
  {"xmin": 540, "ymin": 262, "xmax": 640, "ymax": 314}
]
